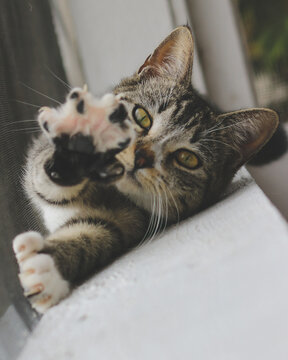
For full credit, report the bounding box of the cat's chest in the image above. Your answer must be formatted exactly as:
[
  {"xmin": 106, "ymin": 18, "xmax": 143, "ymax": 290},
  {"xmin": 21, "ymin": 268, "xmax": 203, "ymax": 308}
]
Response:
[{"xmin": 40, "ymin": 204, "xmax": 78, "ymax": 233}]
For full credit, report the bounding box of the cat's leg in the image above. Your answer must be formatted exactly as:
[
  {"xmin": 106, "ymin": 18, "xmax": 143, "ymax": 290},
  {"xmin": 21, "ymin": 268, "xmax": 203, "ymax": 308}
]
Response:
[
  {"xmin": 13, "ymin": 87, "xmax": 140, "ymax": 312},
  {"xmin": 13, "ymin": 209, "xmax": 145, "ymax": 313}
]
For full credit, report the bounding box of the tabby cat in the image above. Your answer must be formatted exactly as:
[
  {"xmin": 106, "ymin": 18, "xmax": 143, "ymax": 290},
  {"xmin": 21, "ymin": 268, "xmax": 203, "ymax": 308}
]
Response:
[{"xmin": 13, "ymin": 26, "xmax": 278, "ymax": 313}]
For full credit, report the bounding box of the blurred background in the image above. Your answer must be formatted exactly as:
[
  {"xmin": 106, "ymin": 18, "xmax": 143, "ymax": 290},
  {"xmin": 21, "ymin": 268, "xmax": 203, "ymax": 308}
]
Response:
[
  {"xmin": 0, "ymin": 0, "xmax": 287, "ymax": 359},
  {"xmin": 235, "ymin": 0, "xmax": 288, "ymax": 220},
  {"xmin": 237, "ymin": 0, "xmax": 288, "ymax": 116}
]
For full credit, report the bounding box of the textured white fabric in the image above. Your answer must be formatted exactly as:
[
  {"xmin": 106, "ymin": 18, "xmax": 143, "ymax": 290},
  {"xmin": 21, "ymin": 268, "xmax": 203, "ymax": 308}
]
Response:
[{"xmin": 19, "ymin": 168, "xmax": 288, "ymax": 360}]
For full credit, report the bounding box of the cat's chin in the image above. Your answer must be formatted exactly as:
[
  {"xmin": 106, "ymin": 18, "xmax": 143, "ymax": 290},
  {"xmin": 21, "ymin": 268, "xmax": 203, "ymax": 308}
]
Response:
[
  {"xmin": 116, "ymin": 171, "xmax": 141, "ymax": 193},
  {"xmin": 116, "ymin": 173, "xmax": 152, "ymax": 211}
]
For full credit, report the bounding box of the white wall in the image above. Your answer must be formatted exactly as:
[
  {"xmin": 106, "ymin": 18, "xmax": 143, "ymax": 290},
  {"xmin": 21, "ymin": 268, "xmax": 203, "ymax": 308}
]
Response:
[
  {"xmin": 187, "ymin": 0, "xmax": 256, "ymax": 111},
  {"xmin": 53, "ymin": 0, "xmax": 206, "ymax": 95},
  {"xmin": 68, "ymin": 0, "xmax": 173, "ymax": 94}
]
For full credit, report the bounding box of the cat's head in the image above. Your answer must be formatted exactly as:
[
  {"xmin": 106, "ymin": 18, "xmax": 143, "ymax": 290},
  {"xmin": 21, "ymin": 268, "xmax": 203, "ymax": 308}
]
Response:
[{"xmin": 113, "ymin": 26, "xmax": 278, "ymax": 221}]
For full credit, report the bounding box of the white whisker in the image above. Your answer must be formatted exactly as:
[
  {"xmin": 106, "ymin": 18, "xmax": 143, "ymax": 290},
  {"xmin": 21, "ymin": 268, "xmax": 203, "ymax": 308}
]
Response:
[
  {"xmin": 166, "ymin": 185, "xmax": 180, "ymax": 224},
  {"xmin": 144, "ymin": 183, "xmax": 163, "ymax": 245},
  {"xmin": 149, "ymin": 190, "xmax": 161, "ymax": 243},
  {"xmin": 158, "ymin": 181, "xmax": 169, "ymax": 237},
  {"xmin": 19, "ymin": 82, "xmax": 62, "ymax": 105},
  {"xmin": 13, "ymin": 99, "xmax": 41, "ymax": 108},
  {"xmin": 1, "ymin": 119, "xmax": 37, "ymax": 128},
  {"xmin": 6, "ymin": 127, "xmax": 40, "ymax": 133},
  {"xmin": 202, "ymin": 138, "xmax": 237, "ymax": 152},
  {"xmin": 203, "ymin": 116, "xmax": 226, "ymax": 135},
  {"xmin": 199, "ymin": 142, "xmax": 214, "ymax": 158},
  {"xmin": 150, "ymin": 191, "xmax": 159, "ymax": 242},
  {"xmin": 137, "ymin": 192, "xmax": 155, "ymax": 248},
  {"xmin": 45, "ymin": 65, "xmax": 71, "ymax": 90},
  {"xmin": 204, "ymin": 118, "xmax": 251, "ymax": 136}
]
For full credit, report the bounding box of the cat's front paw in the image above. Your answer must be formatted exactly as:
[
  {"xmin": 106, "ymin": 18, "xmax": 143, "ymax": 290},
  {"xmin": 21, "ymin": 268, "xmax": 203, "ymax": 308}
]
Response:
[
  {"xmin": 38, "ymin": 87, "xmax": 134, "ymax": 156},
  {"xmin": 13, "ymin": 232, "xmax": 70, "ymax": 313}
]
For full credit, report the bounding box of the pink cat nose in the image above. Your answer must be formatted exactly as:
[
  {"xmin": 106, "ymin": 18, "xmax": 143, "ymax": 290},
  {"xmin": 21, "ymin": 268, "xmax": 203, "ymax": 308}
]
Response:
[{"xmin": 134, "ymin": 146, "xmax": 155, "ymax": 169}]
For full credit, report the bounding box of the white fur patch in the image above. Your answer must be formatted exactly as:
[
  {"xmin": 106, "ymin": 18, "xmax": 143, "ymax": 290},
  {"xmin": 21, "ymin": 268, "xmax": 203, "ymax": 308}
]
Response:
[{"xmin": 41, "ymin": 204, "xmax": 78, "ymax": 233}]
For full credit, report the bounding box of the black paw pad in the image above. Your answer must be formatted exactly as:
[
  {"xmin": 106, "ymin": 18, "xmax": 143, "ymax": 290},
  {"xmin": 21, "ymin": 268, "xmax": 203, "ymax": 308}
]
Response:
[
  {"xmin": 44, "ymin": 152, "xmax": 85, "ymax": 186},
  {"xmin": 76, "ymin": 99, "xmax": 85, "ymax": 114},
  {"xmin": 53, "ymin": 134, "xmax": 70, "ymax": 151},
  {"xmin": 109, "ymin": 103, "xmax": 128, "ymax": 125},
  {"xmin": 53, "ymin": 133, "xmax": 95, "ymax": 154},
  {"xmin": 70, "ymin": 91, "xmax": 79, "ymax": 99},
  {"xmin": 67, "ymin": 133, "xmax": 94, "ymax": 153},
  {"xmin": 118, "ymin": 138, "xmax": 131, "ymax": 150},
  {"xmin": 43, "ymin": 121, "xmax": 49, "ymax": 132}
]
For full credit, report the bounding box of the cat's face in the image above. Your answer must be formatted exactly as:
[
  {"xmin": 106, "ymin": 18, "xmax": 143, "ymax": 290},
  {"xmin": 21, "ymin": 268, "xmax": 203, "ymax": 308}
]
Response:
[
  {"xmin": 113, "ymin": 26, "xmax": 278, "ymax": 222},
  {"xmin": 115, "ymin": 79, "xmax": 216, "ymax": 220}
]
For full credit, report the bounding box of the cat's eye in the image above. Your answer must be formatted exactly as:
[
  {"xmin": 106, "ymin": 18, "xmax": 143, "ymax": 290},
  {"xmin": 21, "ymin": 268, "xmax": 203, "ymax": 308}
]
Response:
[
  {"xmin": 133, "ymin": 106, "xmax": 152, "ymax": 130},
  {"xmin": 175, "ymin": 149, "xmax": 200, "ymax": 169}
]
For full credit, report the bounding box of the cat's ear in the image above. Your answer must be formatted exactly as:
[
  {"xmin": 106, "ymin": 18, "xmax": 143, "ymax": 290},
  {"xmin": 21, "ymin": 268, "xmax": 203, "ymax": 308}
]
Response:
[
  {"xmin": 138, "ymin": 26, "xmax": 194, "ymax": 83},
  {"xmin": 216, "ymin": 108, "xmax": 279, "ymax": 167}
]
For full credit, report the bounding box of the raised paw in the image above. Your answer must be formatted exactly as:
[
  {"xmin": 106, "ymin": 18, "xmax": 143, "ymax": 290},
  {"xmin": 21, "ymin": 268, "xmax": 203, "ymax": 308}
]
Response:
[
  {"xmin": 38, "ymin": 86, "xmax": 135, "ymax": 155},
  {"xmin": 13, "ymin": 232, "xmax": 70, "ymax": 313}
]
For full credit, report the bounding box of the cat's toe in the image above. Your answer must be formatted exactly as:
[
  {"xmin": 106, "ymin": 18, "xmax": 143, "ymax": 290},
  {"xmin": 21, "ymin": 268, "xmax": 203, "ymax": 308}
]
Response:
[
  {"xmin": 13, "ymin": 231, "xmax": 44, "ymax": 263},
  {"xmin": 38, "ymin": 107, "xmax": 59, "ymax": 135},
  {"xmin": 93, "ymin": 100, "xmax": 134, "ymax": 154},
  {"xmin": 18, "ymin": 253, "xmax": 70, "ymax": 313},
  {"xmin": 108, "ymin": 103, "xmax": 129, "ymax": 126},
  {"xmin": 89, "ymin": 158, "xmax": 125, "ymax": 183}
]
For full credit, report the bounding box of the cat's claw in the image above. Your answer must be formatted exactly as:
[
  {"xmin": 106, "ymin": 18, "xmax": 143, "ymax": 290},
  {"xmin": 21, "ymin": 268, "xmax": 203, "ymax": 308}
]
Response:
[
  {"xmin": 38, "ymin": 88, "xmax": 135, "ymax": 155},
  {"xmin": 13, "ymin": 232, "xmax": 70, "ymax": 313}
]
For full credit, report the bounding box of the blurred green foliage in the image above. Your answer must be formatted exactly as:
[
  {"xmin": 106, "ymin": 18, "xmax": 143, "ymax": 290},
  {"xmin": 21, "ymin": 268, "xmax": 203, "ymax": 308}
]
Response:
[{"xmin": 237, "ymin": 0, "xmax": 288, "ymax": 78}]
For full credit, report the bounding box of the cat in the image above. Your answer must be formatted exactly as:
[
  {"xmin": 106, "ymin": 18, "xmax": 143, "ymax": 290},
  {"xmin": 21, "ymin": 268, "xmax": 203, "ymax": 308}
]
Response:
[{"xmin": 12, "ymin": 26, "xmax": 279, "ymax": 313}]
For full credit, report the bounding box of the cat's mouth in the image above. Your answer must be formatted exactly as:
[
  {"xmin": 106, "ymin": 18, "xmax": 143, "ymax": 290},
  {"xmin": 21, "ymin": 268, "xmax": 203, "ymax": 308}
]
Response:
[
  {"xmin": 116, "ymin": 153, "xmax": 141, "ymax": 185},
  {"xmin": 126, "ymin": 167, "xmax": 154, "ymax": 189},
  {"xmin": 126, "ymin": 169, "xmax": 142, "ymax": 185}
]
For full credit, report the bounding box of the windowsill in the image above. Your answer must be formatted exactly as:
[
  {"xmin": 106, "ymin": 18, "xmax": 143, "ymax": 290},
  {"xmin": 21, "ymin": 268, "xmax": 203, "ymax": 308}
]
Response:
[{"xmin": 18, "ymin": 168, "xmax": 288, "ymax": 360}]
